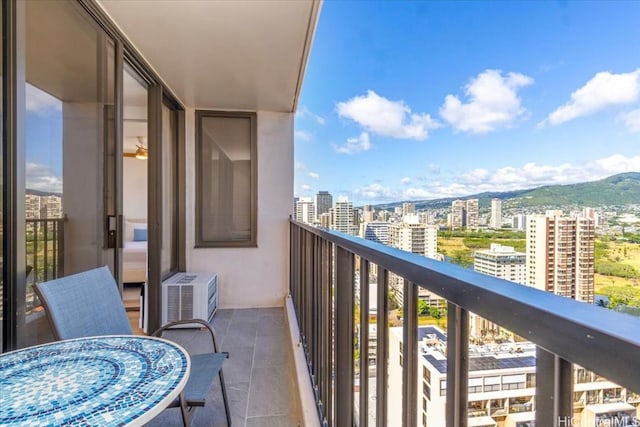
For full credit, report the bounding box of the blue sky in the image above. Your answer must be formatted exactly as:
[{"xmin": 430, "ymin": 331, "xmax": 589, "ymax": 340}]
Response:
[{"xmin": 294, "ymin": 1, "xmax": 640, "ymax": 206}]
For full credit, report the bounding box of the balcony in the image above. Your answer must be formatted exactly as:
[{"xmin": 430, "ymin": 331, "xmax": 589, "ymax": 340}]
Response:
[
  {"xmin": 288, "ymin": 219, "xmax": 640, "ymax": 426},
  {"xmin": 146, "ymin": 308, "xmax": 301, "ymax": 427}
]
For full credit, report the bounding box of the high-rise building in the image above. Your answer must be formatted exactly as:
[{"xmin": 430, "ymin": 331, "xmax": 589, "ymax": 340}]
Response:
[
  {"xmin": 490, "ymin": 198, "xmax": 502, "ymax": 229},
  {"xmin": 362, "ymin": 205, "xmax": 375, "ymax": 223},
  {"xmin": 402, "ymin": 202, "xmax": 415, "ymax": 217},
  {"xmin": 466, "ymin": 198, "xmax": 479, "ymax": 228},
  {"xmin": 450, "ymin": 199, "xmax": 465, "ymax": 229},
  {"xmin": 474, "ymin": 243, "xmax": 526, "ymax": 284},
  {"xmin": 25, "ymin": 194, "xmax": 63, "ymax": 219},
  {"xmin": 388, "ymin": 216, "xmax": 441, "ymax": 306},
  {"xmin": 363, "ymin": 221, "xmax": 390, "ymax": 245},
  {"xmin": 332, "ymin": 196, "xmax": 355, "ymax": 235},
  {"xmin": 450, "ymin": 199, "xmax": 479, "ymax": 229},
  {"xmin": 389, "ymin": 326, "xmax": 638, "ymax": 426},
  {"xmin": 513, "ymin": 214, "xmax": 527, "ymax": 230},
  {"xmin": 389, "ymin": 219, "xmax": 426, "ymax": 256},
  {"xmin": 319, "ymin": 212, "xmax": 331, "ymax": 228},
  {"xmin": 526, "ymin": 211, "xmax": 595, "ymax": 303},
  {"xmin": 25, "ymin": 194, "xmax": 41, "ymax": 219},
  {"xmin": 294, "ymin": 197, "xmax": 315, "ymax": 224},
  {"xmin": 315, "ymin": 191, "xmax": 332, "ymax": 221},
  {"xmin": 377, "ymin": 210, "xmax": 390, "ymax": 222},
  {"xmin": 472, "ymin": 243, "xmax": 526, "ymax": 338}
]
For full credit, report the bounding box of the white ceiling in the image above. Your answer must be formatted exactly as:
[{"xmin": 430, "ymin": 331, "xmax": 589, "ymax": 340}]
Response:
[{"xmin": 97, "ymin": 0, "xmax": 321, "ymax": 112}]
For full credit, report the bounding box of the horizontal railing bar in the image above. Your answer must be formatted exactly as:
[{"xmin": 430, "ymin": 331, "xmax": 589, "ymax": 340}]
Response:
[{"xmin": 290, "ymin": 219, "xmax": 640, "ymax": 395}]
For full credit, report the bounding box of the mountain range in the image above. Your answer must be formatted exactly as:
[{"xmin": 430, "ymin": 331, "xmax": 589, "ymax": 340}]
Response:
[{"xmin": 373, "ymin": 172, "xmax": 640, "ymax": 211}]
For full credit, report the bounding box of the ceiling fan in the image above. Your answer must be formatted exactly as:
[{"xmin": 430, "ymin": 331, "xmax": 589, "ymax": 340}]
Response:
[{"xmin": 123, "ymin": 136, "xmax": 148, "ymax": 159}]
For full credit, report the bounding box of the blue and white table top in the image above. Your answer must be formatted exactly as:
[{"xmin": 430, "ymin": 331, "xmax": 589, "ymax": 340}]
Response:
[{"xmin": 0, "ymin": 335, "xmax": 190, "ymax": 426}]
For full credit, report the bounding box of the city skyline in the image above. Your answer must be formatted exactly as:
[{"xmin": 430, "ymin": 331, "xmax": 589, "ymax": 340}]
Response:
[{"xmin": 294, "ymin": 1, "xmax": 640, "ymax": 206}]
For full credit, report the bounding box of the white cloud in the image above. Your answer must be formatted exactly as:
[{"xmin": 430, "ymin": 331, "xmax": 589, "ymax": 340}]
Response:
[
  {"xmin": 400, "ymin": 177, "xmax": 411, "ymax": 185},
  {"xmin": 350, "ymin": 154, "xmax": 640, "ymax": 204},
  {"xmin": 427, "ymin": 163, "xmax": 441, "ymax": 174},
  {"xmin": 333, "ymin": 132, "xmax": 372, "ymax": 154},
  {"xmin": 544, "ymin": 69, "xmax": 640, "ymax": 125},
  {"xmin": 336, "ymin": 90, "xmax": 439, "ymax": 140},
  {"xmin": 308, "ymin": 172, "xmax": 320, "ymax": 179},
  {"xmin": 353, "ymin": 183, "xmax": 397, "ymax": 201},
  {"xmin": 300, "ymin": 184, "xmax": 311, "ymax": 191},
  {"xmin": 26, "ymin": 162, "xmax": 62, "ymax": 193},
  {"xmin": 452, "ymin": 154, "xmax": 640, "ymax": 195},
  {"xmin": 295, "ymin": 130, "xmax": 312, "ymax": 141},
  {"xmin": 620, "ymin": 109, "xmax": 640, "ymax": 133},
  {"xmin": 296, "ymin": 106, "xmax": 326, "ymax": 125},
  {"xmin": 26, "ymin": 84, "xmax": 61, "ymax": 115},
  {"xmin": 440, "ymin": 69, "xmax": 533, "ymax": 134}
]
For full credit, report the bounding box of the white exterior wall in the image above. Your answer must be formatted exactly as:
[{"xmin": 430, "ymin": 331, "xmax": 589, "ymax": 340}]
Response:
[
  {"xmin": 186, "ymin": 109, "xmax": 293, "ymax": 308},
  {"xmin": 388, "ymin": 328, "xmax": 405, "ymax": 426},
  {"xmin": 526, "ymin": 215, "xmax": 549, "ymax": 292},
  {"xmin": 425, "ymin": 225, "xmax": 438, "ymax": 260},
  {"xmin": 490, "ymin": 198, "xmax": 502, "ymax": 229}
]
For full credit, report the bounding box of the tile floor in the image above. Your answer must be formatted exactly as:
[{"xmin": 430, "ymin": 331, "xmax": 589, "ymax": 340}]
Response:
[{"xmin": 144, "ymin": 308, "xmax": 301, "ymax": 427}]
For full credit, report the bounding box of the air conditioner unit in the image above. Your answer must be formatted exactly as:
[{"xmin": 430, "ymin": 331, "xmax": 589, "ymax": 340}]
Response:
[{"xmin": 162, "ymin": 272, "xmax": 218, "ymax": 327}]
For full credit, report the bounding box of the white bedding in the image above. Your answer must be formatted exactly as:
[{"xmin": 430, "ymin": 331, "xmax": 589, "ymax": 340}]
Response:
[{"xmin": 123, "ymin": 221, "xmax": 147, "ymax": 283}]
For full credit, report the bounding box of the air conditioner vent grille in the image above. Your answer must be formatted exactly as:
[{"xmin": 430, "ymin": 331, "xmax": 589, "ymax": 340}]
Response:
[{"xmin": 162, "ymin": 273, "xmax": 218, "ymax": 328}]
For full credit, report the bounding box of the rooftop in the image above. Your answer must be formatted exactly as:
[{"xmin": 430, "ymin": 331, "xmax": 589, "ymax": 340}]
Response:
[{"xmin": 397, "ymin": 326, "xmax": 538, "ymax": 374}]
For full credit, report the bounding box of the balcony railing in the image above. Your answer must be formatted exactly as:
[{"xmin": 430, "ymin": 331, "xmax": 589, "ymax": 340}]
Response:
[
  {"xmin": 25, "ymin": 218, "xmax": 65, "ymax": 313},
  {"xmin": 289, "ymin": 219, "xmax": 640, "ymax": 427}
]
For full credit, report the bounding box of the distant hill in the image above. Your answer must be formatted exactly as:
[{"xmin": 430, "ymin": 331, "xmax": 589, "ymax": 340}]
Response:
[
  {"xmin": 372, "ymin": 172, "xmax": 640, "ymax": 211},
  {"xmin": 26, "ymin": 189, "xmax": 62, "ymax": 197}
]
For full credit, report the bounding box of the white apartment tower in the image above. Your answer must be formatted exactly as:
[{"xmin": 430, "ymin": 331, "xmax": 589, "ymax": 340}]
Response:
[
  {"xmin": 25, "ymin": 194, "xmax": 63, "ymax": 219},
  {"xmin": 450, "ymin": 199, "xmax": 465, "ymax": 229},
  {"xmin": 332, "ymin": 196, "xmax": 355, "ymax": 235},
  {"xmin": 466, "ymin": 198, "xmax": 479, "ymax": 228},
  {"xmin": 450, "ymin": 198, "xmax": 479, "ymax": 229},
  {"xmin": 474, "ymin": 243, "xmax": 526, "ymax": 284},
  {"xmin": 388, "ymin": 216, "xmax": 441, "ymax": 306},
  {"xmin": 472, "ymin": 244, "xmax": 526, "ymax": 338},
  {"xmin": 363, "ymin": 221, "xmax": 390, "ymax": 245},
  {"xmin": 526, "ymin": 211, "xmax": 595, "ymax": 303},
  {"xmin": 294, "ymin": 197, "xmax": 315, "ymax": 224},
  {"xmin": 490, "ymin": 198, "xmax": 502, "ymax": 229},
  {"xmin": 315, "ymin": 190, "xmax": 333, "ymax": 221}
]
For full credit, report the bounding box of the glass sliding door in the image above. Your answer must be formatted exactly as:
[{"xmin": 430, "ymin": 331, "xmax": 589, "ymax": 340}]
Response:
[
  {"xmin": 1, "ymin": 2, "xmax": 4, "ymax": 349},
  {"xmin": 122, "ymin": 64, "xmax": 148, "ymax": 332},
  {"xmin": 18, "ymin": 0, "xmax": 116, "ymax": 347},
  {"xmin": 161, "ymin": 102, "xmax": 178, "ymax": 278}
]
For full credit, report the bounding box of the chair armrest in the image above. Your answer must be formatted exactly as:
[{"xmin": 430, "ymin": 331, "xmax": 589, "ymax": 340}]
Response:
[{"xmin": 151, "ymin": 318, "xmax": 222, "ymax": 353}]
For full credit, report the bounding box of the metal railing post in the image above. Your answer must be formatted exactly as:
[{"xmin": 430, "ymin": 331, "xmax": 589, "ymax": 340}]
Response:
[
  {"xmin": 376, "ymin": 268, "xmax": 389, "ymax": 427},
  {"xmin": 536, "ymin": 347, "xmax": 572, "ymax": 427},
  {"xmin": 402, "ymin": 280, "xmax": 418, "ymax": 427},
  {"xmin": 335, "ymin": 245, "xmax": 355, "ymax": 426},
  {"xmin": 446, "ymin": 302, "xmax": 468, "ymax": 427},
  {"xmin": 359, "ymin": 259, "xmax": 370, "ymax": 427}
]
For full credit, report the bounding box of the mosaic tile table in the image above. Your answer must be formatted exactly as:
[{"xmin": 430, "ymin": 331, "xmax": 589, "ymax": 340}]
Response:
[{"xmin": 0, "ymin": 335, "xmax": 190, "ymax": 426}]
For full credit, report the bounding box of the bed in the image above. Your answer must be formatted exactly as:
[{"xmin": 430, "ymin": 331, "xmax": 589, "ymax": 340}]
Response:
[{"xmin": 123, "ymin": 219, "xmax": 147, "ymax": 283}]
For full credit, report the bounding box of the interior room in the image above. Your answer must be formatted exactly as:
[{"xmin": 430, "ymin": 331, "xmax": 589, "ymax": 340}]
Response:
[{"xmin": 122, "ymin": 65, "xmax": 148, "ymax": 331}]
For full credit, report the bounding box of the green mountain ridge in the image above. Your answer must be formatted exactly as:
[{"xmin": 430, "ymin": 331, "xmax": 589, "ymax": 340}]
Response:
[{"xmin": 372, "ymin": 172, "xmax": 640, "ymax": 211}]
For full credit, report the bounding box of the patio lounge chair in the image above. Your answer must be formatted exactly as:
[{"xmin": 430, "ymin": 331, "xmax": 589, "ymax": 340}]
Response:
[{"xmin": 34, "ymin": 265, "xmax": 232, "ymax": 427}]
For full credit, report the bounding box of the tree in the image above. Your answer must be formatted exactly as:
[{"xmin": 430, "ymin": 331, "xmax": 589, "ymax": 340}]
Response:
[
  {"xmin": 428, "ymin": 306, "xmax": 443, "ymax": 319},
  {"xmin": 418, "ymin": 299, "xmax": 429, "ymax": 315}
]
